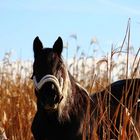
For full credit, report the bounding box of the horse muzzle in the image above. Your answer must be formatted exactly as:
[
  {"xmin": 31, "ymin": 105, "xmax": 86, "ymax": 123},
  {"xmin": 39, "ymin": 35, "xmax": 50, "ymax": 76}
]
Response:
[{"xmin": 33, "ymin": 75, "xmax": 63, "ymax": 111}]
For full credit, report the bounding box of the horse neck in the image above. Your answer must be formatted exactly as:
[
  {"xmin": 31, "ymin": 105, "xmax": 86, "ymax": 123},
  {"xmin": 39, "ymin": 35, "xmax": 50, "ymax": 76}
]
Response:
[
  {"xmin": 57, "ymin": 71, "xmax": 90, "ymax": 121},
  {"xmin": 68, "ymin": 71, "xmax": 90, "ymax": 110}
]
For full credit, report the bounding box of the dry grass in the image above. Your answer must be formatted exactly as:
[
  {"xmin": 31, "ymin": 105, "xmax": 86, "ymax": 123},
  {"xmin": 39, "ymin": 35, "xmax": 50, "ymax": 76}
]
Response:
[
  {"xmin": 0, "ymin": 19, "xmax": 140, "ymax": 139},
  {"xmin": 0, "ymin": 54, "xmax": 35, "ymax": 140}
]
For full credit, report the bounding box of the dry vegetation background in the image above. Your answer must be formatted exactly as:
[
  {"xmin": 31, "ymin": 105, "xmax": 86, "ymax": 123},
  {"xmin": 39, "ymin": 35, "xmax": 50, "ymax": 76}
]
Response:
[{"xmin": 0, "ymin": 21, "xmax": 140, "ymax": 139}]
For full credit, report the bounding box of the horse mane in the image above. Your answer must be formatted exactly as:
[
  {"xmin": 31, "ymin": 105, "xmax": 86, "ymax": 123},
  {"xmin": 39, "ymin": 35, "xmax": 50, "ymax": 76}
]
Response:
[{"xmin": 58, "ymin": 69, "xmax": 90, "ymax": 122}]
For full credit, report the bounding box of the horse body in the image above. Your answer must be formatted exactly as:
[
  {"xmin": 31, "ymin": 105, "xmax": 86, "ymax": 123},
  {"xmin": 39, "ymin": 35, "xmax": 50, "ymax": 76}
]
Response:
[
  {"xmin": 32, "ymin": 110, "xmax": 82, "ymax": 140},
  {"xmin": 91, "ymin": 78, "xmax": 140, "ymax": 139},
  {"xmin": 31, "ymin": 36, "xmax": 140, "ymax": 140},
  {"xmin": 91, "ymin": 78, "xmax": 140, "ymax": 113}
]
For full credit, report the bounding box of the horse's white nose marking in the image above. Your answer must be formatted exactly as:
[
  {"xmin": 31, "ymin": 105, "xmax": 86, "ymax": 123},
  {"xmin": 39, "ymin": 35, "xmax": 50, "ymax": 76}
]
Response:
[{"xmin": 52, "ymin": 84, "xmax": 55, "ymax": 89}]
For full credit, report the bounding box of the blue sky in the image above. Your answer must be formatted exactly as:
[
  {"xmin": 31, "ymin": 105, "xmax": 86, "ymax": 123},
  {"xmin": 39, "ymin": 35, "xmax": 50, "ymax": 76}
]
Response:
[{"xmin": 0, "ymin": 0, "xmax": 140, "ymax": 60}]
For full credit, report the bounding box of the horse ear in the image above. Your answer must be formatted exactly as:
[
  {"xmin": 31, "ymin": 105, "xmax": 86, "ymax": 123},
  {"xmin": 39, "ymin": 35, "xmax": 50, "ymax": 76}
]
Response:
[
  {"xmin": 53, "ymin": 37, "xmax": 63, "ymax": 56},
  {"xmin": 33, "ymin": 36, "xmax": 43, "ymax": 57}
]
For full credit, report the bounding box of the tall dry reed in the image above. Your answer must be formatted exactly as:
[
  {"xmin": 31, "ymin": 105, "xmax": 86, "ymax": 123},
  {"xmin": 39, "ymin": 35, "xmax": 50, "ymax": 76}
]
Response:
[{"xmin": 0, "ymin": 19, "xmax": 139, "ymax": 139}]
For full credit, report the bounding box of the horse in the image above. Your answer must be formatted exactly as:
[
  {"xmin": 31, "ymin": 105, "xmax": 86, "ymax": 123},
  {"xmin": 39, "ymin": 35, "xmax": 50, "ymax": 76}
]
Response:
[
  {"xmin": 31, "ymin": 36, "xmax": 140, "ymax": 140},
  {"xmin": 31, "ymin": 36, "xmax": 90, "ymax": 140},
  {"xmin": 91, "ymin": 79, "xmax": 140, "ymax": 139}
]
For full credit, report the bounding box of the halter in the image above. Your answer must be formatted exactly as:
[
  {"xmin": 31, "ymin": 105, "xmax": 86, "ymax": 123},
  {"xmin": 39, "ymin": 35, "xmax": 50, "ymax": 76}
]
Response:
[{"xmin": 33, "ymin": 75, "xmax": 63, "ymax": 96}]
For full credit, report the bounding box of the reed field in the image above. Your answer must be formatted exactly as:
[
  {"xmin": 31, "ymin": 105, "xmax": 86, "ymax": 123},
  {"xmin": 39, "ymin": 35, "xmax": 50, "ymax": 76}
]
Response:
[{"xmin": 0, "ymin": 21, "xmax": 140, "ymax": 139}]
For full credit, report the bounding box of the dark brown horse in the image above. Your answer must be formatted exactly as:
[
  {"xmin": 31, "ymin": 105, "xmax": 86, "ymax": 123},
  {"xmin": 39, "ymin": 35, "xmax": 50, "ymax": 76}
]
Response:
[
  {"xmin": 31, "ymin": 36, "xmax": 90, "ymax": 140},
  {"xmin": 91, "ymin": 79, "xmax": 140, "ymax": 139},
  {"xmin": 31, "ymin": 36, "xmax": 140, "ymax": 140}
]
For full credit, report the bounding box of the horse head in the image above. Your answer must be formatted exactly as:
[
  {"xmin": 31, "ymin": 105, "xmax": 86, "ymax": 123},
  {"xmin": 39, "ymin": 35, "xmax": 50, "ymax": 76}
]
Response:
[{"xmin": 32, "ymin": 36, "xmax": 72, "ymax": 116}]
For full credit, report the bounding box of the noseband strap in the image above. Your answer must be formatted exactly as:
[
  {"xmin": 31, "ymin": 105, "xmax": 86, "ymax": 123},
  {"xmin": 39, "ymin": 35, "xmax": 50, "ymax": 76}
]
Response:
[{"xmin": 33, "ymin": 75, "xmax": 63, "ymax": 95}]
